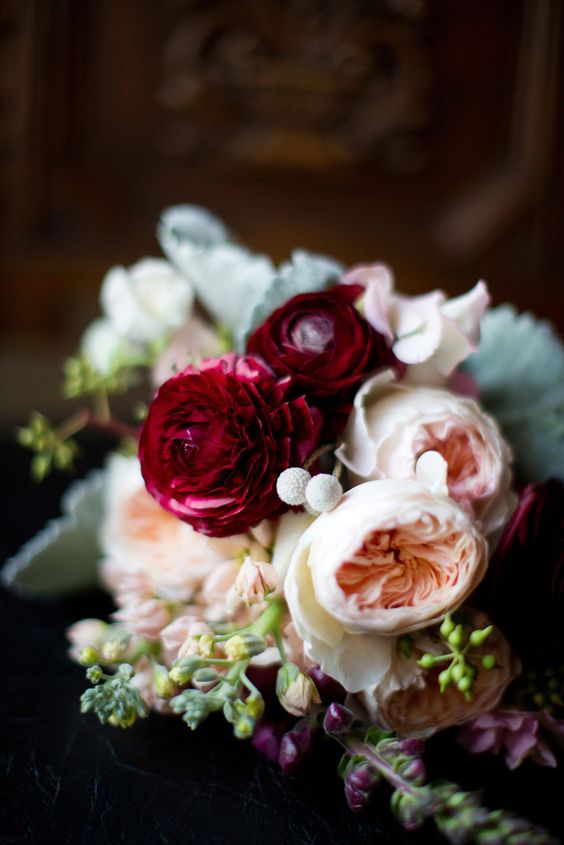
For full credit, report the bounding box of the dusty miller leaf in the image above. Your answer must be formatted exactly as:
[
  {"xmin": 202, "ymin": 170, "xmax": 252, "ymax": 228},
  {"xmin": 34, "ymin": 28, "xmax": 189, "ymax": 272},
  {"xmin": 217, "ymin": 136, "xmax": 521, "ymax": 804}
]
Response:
[
  {"xmin": 464, "ymin": 305, "xmax": 564, "ymax": 482},
  {"xmin": 2, "ymin": 470, "xmax": 104, "ymax": 596}
]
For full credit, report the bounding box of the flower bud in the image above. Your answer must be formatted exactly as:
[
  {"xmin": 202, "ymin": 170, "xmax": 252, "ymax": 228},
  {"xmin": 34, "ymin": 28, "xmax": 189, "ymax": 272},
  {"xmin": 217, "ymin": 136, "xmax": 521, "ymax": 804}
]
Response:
[
  {"xmin": 278, "ymin": 721, "xmax": 317, "ymax": 776},
  {"xmin": 153, "ymin": 663, "xmax": 175, "ymax": 698},
  {"xmin": 344, "ymin": 781, "xmax": 369, "ymax": 813},
  {"xmin": 252, "ymin": 723, "xmax": 281, "ymax": 764},
  {"xmin": 482, "ymin": 654, "xmax": 497, "ymax": 670},
  {"xmin": 234, "ymin": 715, "xmax": 255, "ymax": 740},
  {"xmin": 448, "ymin": 625, "xmax": 465, "ymax": 649},
  {"xmin": 440, "ymin": 613, "xmax": 455, "ymax": 638},
  {"xmin": 245, "ymin": 695, "xmax": 265, "ymax": 720},
  {"xmin": 86, "ymin": 665, "xmax": 103, "ymax": 684},
  {"xmin": 418, "ymin": 653, "xmax": 435, "ymax": 670},
  {"xmin": 276, "ymin": 663, "xmax": 321, "ymax": 717},
  {"xmin": 307, "ymin": 665, "xmax": 347, "ymax": 704},
  {"xmin": 79, "ymin": 647, "xmax": 100, "ymax": 667},
  {"xmin": 224, "ymin": 632, "xmax": 267, "ymax": 661},
  {"xmin": 346, "ymin": 762, "xmax": 380, "ymax": 793},
  {"xmin": 323, "ymin": 702, "xmax": 354, "ymax": 736},
  {"xmin": 469, "ymin": 625, "xmax": 493, "ymax": 647},
  {"xmin": 101, "ymin": 639, "xmax": 127, "ymax": 662},
  {"xmin": 234, "ymin": 557, "xmax": 278, "ymax": 606},
  {"xmin": 169, "ymin": 655, "xmax": 202, "ymax": 684}
]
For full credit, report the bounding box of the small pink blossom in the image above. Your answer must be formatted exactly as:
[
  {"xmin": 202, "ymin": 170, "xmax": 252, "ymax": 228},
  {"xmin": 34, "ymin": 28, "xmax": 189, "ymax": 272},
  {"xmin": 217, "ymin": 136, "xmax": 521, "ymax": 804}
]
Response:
[
  {"xmin": 235, "ymin": 557, "xmax": 278, "ymax": 605},
  {"xmin": 458, "ymin": 709, "xmax": 564, "ymax": 770},
  {"xmin": 67, "ymin": 618, "xmax": 108, "ymax": 661},
  {"xmin": 113, "ymin": 597, "xmax": 170, "ymax": 640},
  {"xmin": 131, "ymin": 656, "xmax": 170, "ymax": 714}
]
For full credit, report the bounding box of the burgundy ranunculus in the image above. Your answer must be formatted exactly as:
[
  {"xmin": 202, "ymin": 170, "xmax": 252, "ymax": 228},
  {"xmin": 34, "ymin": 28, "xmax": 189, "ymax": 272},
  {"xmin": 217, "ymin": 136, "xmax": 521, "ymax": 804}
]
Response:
[
  {"xmin": 138, "ymin": 354, "xmax": 316, "ymax": 538},
  {"xmin": 247, "ymin": 285, "xmax": 394, "ymax": 436},
  {"xmin": 485, "ymin": 479, "xmax": 564, "ymax": 660}
]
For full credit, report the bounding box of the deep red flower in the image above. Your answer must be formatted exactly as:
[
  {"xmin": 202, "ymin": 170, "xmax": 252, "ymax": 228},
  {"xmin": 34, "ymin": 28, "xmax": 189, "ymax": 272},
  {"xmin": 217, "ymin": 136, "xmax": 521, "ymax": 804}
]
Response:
[
  {"xmin": 138, "ymin": 354, "xmax": 316, "ymax": 537},
  {"xmin": 485, "ymin": 479, "xmax": 564, "ymax": 660},
  {"xmin": 246, "ymin": 285, "xmax": 394, "ymax": 437}
]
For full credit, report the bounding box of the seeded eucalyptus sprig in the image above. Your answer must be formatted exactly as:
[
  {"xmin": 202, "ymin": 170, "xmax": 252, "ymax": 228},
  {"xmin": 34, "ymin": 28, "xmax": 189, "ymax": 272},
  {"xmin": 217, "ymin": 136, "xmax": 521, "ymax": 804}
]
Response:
[
  {"xmin": 417, "ymin": 613, "xmax": 498, "ymax": 700},
  {"xmin": 324, "ymin": 703, "xmax": 557, "ymax": 844}
]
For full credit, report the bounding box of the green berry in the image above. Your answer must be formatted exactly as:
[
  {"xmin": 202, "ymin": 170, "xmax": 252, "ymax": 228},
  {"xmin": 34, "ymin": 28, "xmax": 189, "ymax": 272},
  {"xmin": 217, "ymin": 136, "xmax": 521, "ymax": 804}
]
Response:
[
  {"xmin": 482, "ymin": 654, "xmax": 496, "ymax": 670},
  {"xmin": 457, "ymin": 676, "xmax": 472, "ymax": 693},
  {"xmin": 448, "ymin": 625, "xmax": 465, "ymax": 650},
  {"xmin": 418, "ymin": 653, "xmax": 435, "ymax": 670},
  {"xmin": 440, "ymin": 614, "xmax": 455, "ymax": 638}
]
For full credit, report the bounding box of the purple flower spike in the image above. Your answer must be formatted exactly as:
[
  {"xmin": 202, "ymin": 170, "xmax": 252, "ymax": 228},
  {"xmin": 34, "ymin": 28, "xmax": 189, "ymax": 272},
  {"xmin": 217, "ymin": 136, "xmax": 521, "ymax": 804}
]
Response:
[
  {"xmin": 252, "ymin": 723, "xmax": 281, "ymax": 764},
  {"xmin": 346, "ymin": 762, "xmax": 378, "ymax": 793},
  {"xmin": 324, "ymin": 703, "xmax": 354, "ymax": 736},
  {"xmin": 398, "ymin": 738, "xmax": 425, "ymax": 758},
  {"xmin": 307, "ymin": 666, "xmax": 347, "ymax": 705},
  {"xmin": 279, "ymin": 721, "xmax": 316, "ymax": 776},
  {"xmin": 344, "ymin": 781, "xmax": 369, "ymax": 813}
]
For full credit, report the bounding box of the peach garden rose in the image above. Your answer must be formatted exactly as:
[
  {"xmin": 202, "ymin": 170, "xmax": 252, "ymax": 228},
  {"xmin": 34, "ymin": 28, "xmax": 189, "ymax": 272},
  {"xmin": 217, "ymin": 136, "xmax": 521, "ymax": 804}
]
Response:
[
  {"xmin": 284, "ymin": 479, "xmax": 488, "ymax": 692},
  {"xmin": 337, "ymin": 376, "xmax": 516, "ymax": 541}
]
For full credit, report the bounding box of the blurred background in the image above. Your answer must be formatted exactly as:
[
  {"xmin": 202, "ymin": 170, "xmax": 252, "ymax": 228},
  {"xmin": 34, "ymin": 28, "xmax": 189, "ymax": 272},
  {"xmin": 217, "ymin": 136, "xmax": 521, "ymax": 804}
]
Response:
[{"xmin": 1, "ymin": 0, "xmax": 562, "ymax": 429}]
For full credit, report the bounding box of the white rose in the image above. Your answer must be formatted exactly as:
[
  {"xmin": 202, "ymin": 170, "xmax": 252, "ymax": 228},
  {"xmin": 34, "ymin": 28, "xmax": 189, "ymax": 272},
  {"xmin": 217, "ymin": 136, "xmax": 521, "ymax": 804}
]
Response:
[
  {"xmin": 80, "ymin": 317, "xmax": 132, "ymax": 375},
  {"xmin": 337, "ymin": 376, "xmax": 516, "ymax": 540},
  {"xmin": 100, "ymin": 258, "xmax": 193, "ymax": 345},
  {"xmin": 284, "ymin": 480, "xmax": 488, "ymax": 692}
]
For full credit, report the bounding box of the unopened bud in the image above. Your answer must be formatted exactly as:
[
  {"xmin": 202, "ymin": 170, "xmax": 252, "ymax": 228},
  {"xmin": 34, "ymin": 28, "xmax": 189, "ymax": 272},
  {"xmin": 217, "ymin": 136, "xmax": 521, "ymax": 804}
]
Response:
[
  {"xmin": 276, "ymin": 663, "xmax": 320, "ymax": 717},
  {"xmin": 224, "ymin": 632, "xmax": 267, "ymax": 661},
  {"xmin": 102, "ymin": 639, "xmax": 127, "ymax": 662},
  {"xmin": 440, "ymin": 613, "xmax": 455, "ymax": 638},
  {"xmin": 86, "ymin": 665, "xmax": 103, "ymax": 684},
  {"xmin": 79, "ymin": 647, "xmax": 100, "ymax": 667},
  {"xmin": 469, "ymin": 625, "xmax": 493, "ymax": 647},
  {"xmin": 234, "ymin": 715, "xmax": 255, "ymax": 740},
  {"xmin": 153, "ymin": 663, "xmax": 175, "ymax": 698},
  {"xmin": 323, "ymin": 702, "xmax": 354, "ymax": 736},
  {"xmin": 448, "ymin": 625, "xmax": 465, "ymax": 649},
  {"xmin": 169, "ymin": 655, "xmax": 202, "ymax": 684},
  {"xmin": 245, "ymin": 695, "xmax": 265, "ymax": 720},
  {"xmin": 482, "ymin": 654, "xmax": 497, "ymax": 670},
  {"xmin": 235, "ymin": 557, "xmax": 278, "ymax": 606},
  {"xmin": 418, "ymin": 653, "xmax": 435, "ymax": 670}
]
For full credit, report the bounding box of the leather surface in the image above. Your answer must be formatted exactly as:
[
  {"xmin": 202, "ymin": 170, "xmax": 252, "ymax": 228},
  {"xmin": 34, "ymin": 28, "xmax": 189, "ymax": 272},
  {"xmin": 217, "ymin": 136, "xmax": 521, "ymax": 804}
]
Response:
[{"xmin": 2, "ymin": 439, "xmax": 562, "ymax": 845}]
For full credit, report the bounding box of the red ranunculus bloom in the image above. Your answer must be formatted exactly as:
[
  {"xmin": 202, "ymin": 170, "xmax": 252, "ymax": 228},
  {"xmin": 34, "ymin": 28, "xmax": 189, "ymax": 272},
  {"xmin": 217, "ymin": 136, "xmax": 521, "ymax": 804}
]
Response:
[
  {"xmin": 246, "ymin": 285, "xmax": 394, "ymax": 438},
  {"xmin": 138, "ymin": 355, "xmax": 316, "ymax": 538},
  {"xmin": 485, "ymin": 479, "xmax": 564, "ymax": 661}
]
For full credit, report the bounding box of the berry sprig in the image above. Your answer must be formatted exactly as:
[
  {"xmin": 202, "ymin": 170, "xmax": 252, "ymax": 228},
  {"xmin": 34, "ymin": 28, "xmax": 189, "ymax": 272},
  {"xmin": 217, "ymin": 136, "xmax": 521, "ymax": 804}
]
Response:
[{"xmin": 418, "ymin": 613, "xmax": 498, "ymax": 700}]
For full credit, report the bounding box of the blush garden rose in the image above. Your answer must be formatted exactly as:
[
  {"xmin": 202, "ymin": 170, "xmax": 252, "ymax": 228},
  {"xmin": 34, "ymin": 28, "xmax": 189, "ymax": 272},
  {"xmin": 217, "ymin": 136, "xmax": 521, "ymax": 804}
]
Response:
[
  {"xmin": 338, "ymin": 378, "xmax": 516, "ymax": 541},
  {"xmin": 138, "ymin": 354, "xmax": 317, "ymax": 537},
  {"xmin": 284, "ymin": 480, "xmax": 488, "ymax": 692}
]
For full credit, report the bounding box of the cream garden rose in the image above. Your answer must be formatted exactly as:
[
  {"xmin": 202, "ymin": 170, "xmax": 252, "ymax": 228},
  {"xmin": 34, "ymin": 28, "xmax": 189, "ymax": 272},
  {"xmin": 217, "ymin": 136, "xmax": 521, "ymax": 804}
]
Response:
[
  {"xmin": 337, "ymin": 376, "xmax": 516, "ymax": 540},
  {"xmin": 284, "ymin": 480, "xmax": 488, "ymax": 692}
]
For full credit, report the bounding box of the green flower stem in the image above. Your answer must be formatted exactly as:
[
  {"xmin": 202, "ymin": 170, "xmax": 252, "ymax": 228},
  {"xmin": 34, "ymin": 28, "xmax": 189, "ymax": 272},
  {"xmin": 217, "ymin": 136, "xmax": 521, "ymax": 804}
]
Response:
[
  {"xmin": 241, "ymin": 671, "xmax": 261, "ymax": 699},
  {"xmin": 55, "ymin": 409, "xmax": 90, "ymax": 441},
  {"xmin": 251, "ymin": 596, "xmax": 286, "ymax": 638},
  {"xmin": 94, "ymin": 386, "xmax": 111, "ymax": 422},
  {"xmin": 223, "ymin": 597, "xmax": 287, "ymax": 691},
  {"xmin": 273, "ymin": 627, "xmax": 288, "ymax": 664}
]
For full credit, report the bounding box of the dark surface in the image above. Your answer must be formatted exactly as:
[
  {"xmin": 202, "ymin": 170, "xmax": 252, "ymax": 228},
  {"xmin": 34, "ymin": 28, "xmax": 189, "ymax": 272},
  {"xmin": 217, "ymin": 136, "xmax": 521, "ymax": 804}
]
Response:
[{"xmin": 2, "ymin": 438, "xmax": 563, "ymax": 845}]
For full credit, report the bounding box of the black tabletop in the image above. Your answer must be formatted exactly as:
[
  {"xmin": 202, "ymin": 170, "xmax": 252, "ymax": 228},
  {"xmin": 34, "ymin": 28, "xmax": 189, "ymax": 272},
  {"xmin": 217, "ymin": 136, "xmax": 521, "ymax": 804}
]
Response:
[{"xmin": 2, "ymin": 438, "xmax": 563, "ymax": 845}]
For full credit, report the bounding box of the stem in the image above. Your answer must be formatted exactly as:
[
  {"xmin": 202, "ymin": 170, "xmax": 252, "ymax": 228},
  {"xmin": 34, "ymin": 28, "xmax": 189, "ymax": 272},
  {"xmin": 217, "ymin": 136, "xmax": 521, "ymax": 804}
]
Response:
[
  {"xmin": 250, "ymin": 596, "xmax": 286, "ymax": 639},
  {"xmin": 85, "ymin": 412, "xmax": 138, "ymax": 441},
  {"xmin": 338, "ymin": 731, "xmax": 436, "ymax": 810},
  {"xmin": 273, "ymin": 627, "xmax": 288, "ymax": 664},
  {"xmin": 241, "ymin": 671, "xmax": 261, "ymax": 699},
  {"xmin": 55, "ymin": 410, "xmax": 90, "ymax": 441},
  {"xmin": 304, "ymin": 442, "xmax": 337, "ymax": 470},
  {"xmin": 94, "ymin": 387, "xmax": 111, "ymax": 422}
]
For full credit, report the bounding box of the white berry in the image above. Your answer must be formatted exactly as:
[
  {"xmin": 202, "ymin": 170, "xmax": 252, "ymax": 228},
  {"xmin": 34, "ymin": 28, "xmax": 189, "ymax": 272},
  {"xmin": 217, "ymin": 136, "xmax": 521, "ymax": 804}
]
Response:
[
  {"xmin": 305, "ymin": 473, "xmax": 343, "ymax": 513},
  {"xmin": 276, "ymin": 467, "xmax": 311, "ymax": 506}
]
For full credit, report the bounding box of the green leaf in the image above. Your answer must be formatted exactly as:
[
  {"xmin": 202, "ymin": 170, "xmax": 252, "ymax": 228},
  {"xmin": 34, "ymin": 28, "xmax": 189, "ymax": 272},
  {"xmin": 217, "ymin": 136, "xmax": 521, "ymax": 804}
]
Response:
[
  {"xmin": 1, "ymin": 470, "xmax": 104, "ymax": 595},
  {"xmin": 464, "ymin": 305, "xmax": 564, "ymax": 482}
]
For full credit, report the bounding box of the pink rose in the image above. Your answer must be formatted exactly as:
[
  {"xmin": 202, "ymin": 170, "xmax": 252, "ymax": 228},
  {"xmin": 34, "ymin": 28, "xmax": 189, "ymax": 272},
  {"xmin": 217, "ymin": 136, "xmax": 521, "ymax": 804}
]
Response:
[
  {"xmin": 284, "ymin": 480, "xmax": 488, "ymax": 692},
  {"xmin": 338, "ymin": 377, "xmax": 515, "ymax": 540}
]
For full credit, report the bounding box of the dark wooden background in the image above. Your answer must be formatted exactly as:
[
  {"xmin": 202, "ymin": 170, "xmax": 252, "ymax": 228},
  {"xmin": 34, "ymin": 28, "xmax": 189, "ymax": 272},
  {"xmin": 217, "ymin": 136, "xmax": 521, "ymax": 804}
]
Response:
[{"xmin": 1, "ymin": 0, "xmax": 562, "ymax": 426}]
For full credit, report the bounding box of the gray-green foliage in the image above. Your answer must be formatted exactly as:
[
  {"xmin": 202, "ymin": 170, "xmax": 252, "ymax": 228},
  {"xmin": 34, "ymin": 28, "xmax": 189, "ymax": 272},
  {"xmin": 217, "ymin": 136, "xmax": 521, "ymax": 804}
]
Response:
[{"xmin": 464, "ymin": 305, "xmax": 564, "ymax": 482}]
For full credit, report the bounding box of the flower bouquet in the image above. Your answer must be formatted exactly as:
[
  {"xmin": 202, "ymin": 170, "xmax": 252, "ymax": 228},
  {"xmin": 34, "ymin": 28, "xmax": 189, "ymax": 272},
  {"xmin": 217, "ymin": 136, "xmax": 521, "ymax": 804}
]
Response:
[{"xmin": 5, "ymin": 205, "xmax": 564, "ymax": 844}]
